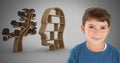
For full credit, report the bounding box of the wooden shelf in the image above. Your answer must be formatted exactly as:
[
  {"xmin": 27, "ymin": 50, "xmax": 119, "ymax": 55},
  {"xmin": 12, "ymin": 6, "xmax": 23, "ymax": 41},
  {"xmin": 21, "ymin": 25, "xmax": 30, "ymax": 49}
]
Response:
[
  {"xmin": 45, "ymin": 31, "xmax": 55, "ymax": 32},
  {"xmin": 45, "ymin": 30, "xmax": 63, "ymax": 32},
  {"xmin": 50, "ymin": 15, "xmax": 63, "ymax": 17},
  {"xmin": 48, "ymin": 22, "xmax": 64, "ymax": 24},
  {"xmin": 39, "ymin": 7, "xmax": 65, "ymax": 50},
  {"xmin": 47, "ymin": 39, "xmax": 62, "ymax": 41}
]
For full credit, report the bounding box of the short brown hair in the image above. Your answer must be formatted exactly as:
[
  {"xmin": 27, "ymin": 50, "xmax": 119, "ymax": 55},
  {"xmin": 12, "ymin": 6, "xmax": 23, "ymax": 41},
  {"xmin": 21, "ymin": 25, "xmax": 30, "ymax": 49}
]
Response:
[{"xmin": 82, "ymin": 7, "xmax": 111, "ymax": 27}]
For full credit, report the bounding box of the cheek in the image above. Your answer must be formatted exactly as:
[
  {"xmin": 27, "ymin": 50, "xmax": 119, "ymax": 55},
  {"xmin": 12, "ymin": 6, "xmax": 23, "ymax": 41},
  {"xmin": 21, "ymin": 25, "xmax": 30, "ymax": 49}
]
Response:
[
  {"xmin": 103, "ymin": 31, "xmax": 109, "ymax": 37},
  {"xmin": 98, "ymin": 31, "xmax": 109, "ymax": 38},
  {"xmin": 84, "ymin": 29, "xmax": 93, "ymax": 37},
  {"xmin": 101, "ymin": 29, "xmax": 109, "ymax": 35}
]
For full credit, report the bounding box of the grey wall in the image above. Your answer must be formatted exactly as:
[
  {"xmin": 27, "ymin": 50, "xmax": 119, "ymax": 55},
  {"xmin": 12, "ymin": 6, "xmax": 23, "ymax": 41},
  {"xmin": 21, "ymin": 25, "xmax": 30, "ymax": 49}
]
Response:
[{"xmin": 0, "ymin": 0, "xmax": 120, "ymax": 63}]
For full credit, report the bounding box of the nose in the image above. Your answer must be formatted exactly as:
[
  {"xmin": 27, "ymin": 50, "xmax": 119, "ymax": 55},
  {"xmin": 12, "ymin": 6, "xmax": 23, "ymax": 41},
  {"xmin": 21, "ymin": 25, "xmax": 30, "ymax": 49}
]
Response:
[{"xmin": 94, "ymin": 28, "xmax": 101, "ymax": 34}]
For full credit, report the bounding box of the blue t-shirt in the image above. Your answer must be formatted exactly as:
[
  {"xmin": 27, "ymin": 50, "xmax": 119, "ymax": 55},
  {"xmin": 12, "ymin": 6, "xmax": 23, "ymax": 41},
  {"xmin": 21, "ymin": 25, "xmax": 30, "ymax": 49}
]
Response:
[{"xmin": 67, "ymin": 42, "xmax": 120, "ymax": 63}]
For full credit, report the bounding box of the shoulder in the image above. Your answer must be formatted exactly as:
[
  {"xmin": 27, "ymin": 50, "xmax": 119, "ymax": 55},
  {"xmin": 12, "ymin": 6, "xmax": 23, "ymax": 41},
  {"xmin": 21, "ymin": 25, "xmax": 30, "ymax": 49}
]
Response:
[
  {"xmin": 107, "ymin": 43, "xmax": 120, "ymax": 55},
  {"xmin": 68, "ymin": 41, "xmax": 86, "ymax": 59},
  {"xmin": 67, "ymin": 42, "xmax": 86, "ymax": 63},
  {"xmin": 107, "ymin": 43, "xmax": 120, "ymax": 62},
  {"xmin": 107, "ymin": 43, "xmax": 120, "ymax": 51},
  {"xmin": 71, "ymin": 42, "xmax": 86, "ymax": 52}
]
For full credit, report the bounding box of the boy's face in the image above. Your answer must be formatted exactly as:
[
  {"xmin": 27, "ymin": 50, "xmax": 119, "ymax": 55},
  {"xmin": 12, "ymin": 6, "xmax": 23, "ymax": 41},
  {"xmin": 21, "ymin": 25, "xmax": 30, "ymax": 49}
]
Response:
[{"xmin": 81, "ymin": 19, "xmax": 110, "ymax": 44}]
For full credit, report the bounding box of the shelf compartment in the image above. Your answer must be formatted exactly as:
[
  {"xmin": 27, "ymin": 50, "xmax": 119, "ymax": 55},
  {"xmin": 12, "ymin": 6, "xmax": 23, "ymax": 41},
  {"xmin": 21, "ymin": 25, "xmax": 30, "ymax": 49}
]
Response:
[
  {"xmin": 54, "ymin": 23, "xmax": 58, "ymax": 31},
  {"xmin": 50, "ymin": 31, "xmax": 54, "ymax": 40}
]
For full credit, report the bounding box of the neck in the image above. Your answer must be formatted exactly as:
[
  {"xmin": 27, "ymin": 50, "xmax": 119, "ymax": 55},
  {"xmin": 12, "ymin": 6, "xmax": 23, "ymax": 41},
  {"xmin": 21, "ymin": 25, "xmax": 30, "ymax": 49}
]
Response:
[{"xmin": 86, "ymin": 41, "xmax": 105, "ymax": 52}]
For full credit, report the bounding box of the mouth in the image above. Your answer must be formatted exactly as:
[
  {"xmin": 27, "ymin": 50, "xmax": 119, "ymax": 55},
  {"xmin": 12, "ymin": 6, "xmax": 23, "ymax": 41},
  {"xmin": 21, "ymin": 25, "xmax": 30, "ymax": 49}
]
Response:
[{"xmin": 91, "ymin": 37, "xmax": 102, "ymax": 40}]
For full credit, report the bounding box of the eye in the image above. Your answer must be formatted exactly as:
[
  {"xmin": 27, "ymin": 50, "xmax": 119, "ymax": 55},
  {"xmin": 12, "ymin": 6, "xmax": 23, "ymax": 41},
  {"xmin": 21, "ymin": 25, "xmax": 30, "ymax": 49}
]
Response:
[
  {"xmin": 101, "ymin": 27, "xmax": 106, "ymax": 30},
  {"xmin": 89, "ymin": 26, "xmax": 94, "ymax": 29}
]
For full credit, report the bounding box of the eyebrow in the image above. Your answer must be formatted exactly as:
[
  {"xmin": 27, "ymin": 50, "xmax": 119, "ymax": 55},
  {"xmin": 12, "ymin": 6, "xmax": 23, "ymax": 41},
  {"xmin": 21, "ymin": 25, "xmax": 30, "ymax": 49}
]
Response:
[{"xmin": 88, "ymin": 24, "xmax": 108, "ymax": 27}]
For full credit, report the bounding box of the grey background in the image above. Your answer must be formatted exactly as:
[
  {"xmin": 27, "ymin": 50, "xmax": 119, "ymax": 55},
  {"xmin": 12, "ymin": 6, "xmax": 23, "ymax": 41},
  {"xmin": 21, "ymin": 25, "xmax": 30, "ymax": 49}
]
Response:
[{"xmin": 0, "ymin": 0, "xmax": 120, "ymax": 63}]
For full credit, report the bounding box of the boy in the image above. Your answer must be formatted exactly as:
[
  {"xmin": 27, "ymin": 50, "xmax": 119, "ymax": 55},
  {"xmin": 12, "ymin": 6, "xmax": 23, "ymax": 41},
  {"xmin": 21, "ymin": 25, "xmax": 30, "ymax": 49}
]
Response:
[{"xmin": 67, "ymin": 7, "xmax": 120, "ymax": 63}]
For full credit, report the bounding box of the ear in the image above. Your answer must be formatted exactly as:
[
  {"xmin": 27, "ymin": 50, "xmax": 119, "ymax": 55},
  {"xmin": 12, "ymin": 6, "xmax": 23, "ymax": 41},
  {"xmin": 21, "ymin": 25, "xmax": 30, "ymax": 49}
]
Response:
[{"xmin": 81, "ymin": 25, "xmax": 85, "ymax": 34}]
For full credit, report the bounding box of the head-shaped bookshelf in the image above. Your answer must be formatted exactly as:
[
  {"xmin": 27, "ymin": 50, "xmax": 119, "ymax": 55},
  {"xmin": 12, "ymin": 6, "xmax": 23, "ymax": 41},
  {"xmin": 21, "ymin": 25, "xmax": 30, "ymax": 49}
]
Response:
[{"xmin": 39, "ymin": 7, "xmax": 65, "ymax": 50}]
